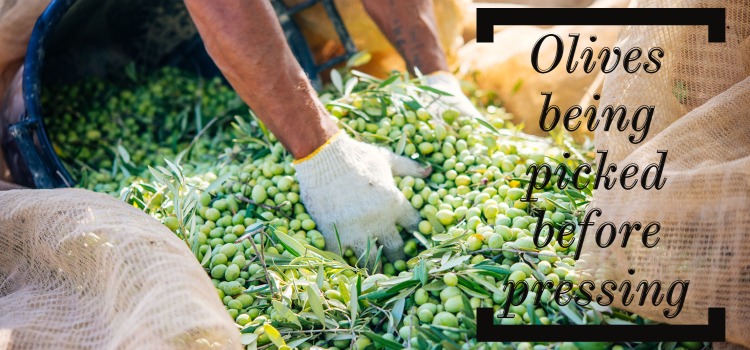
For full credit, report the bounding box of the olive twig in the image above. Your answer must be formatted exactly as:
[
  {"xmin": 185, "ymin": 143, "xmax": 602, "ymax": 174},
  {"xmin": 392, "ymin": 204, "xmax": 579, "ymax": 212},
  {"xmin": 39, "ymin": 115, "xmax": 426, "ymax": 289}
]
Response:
[
  {"xmin": 235, "ymin": 194, "xmax": 293, "ymax": 220},
  {"xmin": 245, "ymin": 228, "xmax": 277, "ymax": 297}
]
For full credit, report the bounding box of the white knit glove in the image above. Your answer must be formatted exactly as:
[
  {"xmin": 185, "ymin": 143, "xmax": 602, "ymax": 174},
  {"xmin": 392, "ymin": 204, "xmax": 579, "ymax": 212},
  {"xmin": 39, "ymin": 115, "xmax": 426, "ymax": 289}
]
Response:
[
  {"xmin": 424, "ymin": 71, "xmax": 483, "ymax": 119},
  {"xmin": 294, "ymin": 131, "xmax": 431, "ymax": 263}
]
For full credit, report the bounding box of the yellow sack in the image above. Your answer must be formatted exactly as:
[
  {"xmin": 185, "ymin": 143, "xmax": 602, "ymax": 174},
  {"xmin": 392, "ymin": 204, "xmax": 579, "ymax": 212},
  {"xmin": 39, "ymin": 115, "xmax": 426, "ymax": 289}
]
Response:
[
  {"xmin": 460, "ymin": 0, "xmax": 598, "ymax": 42},
  {"xmin": 283, "ymin": 0, "xmax": 468, "ymax": 78},
  {"xmin": 456, "ymin": 0, "xmax": 628, "ymax": 141}
]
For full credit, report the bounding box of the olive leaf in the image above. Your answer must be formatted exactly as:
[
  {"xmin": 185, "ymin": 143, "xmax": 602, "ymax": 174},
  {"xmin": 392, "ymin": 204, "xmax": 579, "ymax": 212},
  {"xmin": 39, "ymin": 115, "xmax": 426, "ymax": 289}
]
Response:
[
  {"xmin": 471, "ymin": 264, "xmax": 511, "ymax": 279},
  {"xmin": 395, "ymin": 132, "xmax": 408, "ymax": 156},
  {"xmin": 199, "ymin": 247, "xmax": 212, "ymax": 267},
  {"xmin": 416, "ymin": 85, "xmax": 453, "ymax": 96},
  {"xmin": 271, "ymin": 300, "xmax": 302, "ymax": 329},
  {"xmin": 378, "ymin": 73, "xmax": 401, "ymax": 88},
  {"xmin": 461, "ymin": 294, "xmax": 475, "ymax": 320},
  {"xmin": 350, "ymin": 69, "xmax": 381, "ymax": 83},
  {"xmin": 350, "ymin": 279, "xmax": 359, "ymax": 324},
  {"xmin": 414, "ymin": 260, "xmax": 428, "ymax": 286},
  {"xmin": 475, "ymin": 115, "xmax": 501, "ymax": 135},
  {"xmin": 316, "ymin": 265, "xmax": 325, "ymax": 289},
  {"xmin": 360, "ymin": 279, "xmax": 419, "ymax": 301},
  {"xmin": 390, "ymin": 297, "xmax": 406, "ymax": 332},
  {"xmin": 430, "ymin": 255, "xmax": 470, "ymax": 273},
  {"xmin": 286, "ymin": 336, "xmax": 313, "ymax": 349},
  {"xmin": 468, "ymin": 273, "xmax": 502, "ymax": 295},
  {"xmin": 456, "ymin": 276, "xmax": 489, "ymax": 299},
  {"xmin": 240, "ymin": 333, "xmax": 258, "ymax": 346},
  {"xmin": 306, "ymin": 284, "xmax": 327, "ymax": 328},
  {"xmin": 327, "ymin": 102, "xmax": 370, "ymax": 121},
  {"xmin": 346, "ymin": 52, "xmax": 372, "ymax": 68},
  {"xmin": 273, "ymin": 230, "xmax": 305, "ymax": 257},
  {"xmin": 344, "ymin": 77, "xmax": 358, "ymax": 97},
  {"xmin": 362, "ymin": 331, "xmax": 405, "ymax": 350},
  {"xmin": 526, "ymin": 304, "xmax": 540, "ymax": 325},
  {"xmin": 558, "ymin": 303, "xmax": 585, "ymax": 325},
  {"xmin": 423, "ymin": 280, "xmax": 447, "ymax": 292},
  {"xmin": 330, "ymin": 69, "xmax": 344, "ymax": 94},
  {"xmin": 425, "ymin": 211, "xmax": 446, "ymax": 234}
]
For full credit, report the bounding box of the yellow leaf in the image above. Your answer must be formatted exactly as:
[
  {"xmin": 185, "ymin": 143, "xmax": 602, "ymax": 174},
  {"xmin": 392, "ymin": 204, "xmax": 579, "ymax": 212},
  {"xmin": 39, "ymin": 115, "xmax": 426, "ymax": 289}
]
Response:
[{"xmin": 263, "ymin": 324, "xmax": 285, "ymax": 348}]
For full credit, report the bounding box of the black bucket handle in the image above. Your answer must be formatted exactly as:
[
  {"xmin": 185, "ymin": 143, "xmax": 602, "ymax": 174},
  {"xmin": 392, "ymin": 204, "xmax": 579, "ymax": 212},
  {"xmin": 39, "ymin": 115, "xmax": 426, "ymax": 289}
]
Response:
[{"xmin": 271, "ymin": 0, "xmax": 357, "ymax": 89}]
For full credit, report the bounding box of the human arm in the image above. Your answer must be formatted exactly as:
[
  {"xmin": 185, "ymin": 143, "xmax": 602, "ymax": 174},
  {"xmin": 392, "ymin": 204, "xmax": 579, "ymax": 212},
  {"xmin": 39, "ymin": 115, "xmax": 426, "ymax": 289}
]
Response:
[
  {"xmin": 183, "ymin": 1, "xmax": 430, "ymax": 262},
  {"xmin": 361, "ymin": 0, "xmax": 449, "ymax": 75},
  {"xmin": 362, "ymin": 0, "xmax": 482, "ymax": 119},
  {"xmin": 183, "ymin": 0, "xmax": 337, "ymax": 159}
]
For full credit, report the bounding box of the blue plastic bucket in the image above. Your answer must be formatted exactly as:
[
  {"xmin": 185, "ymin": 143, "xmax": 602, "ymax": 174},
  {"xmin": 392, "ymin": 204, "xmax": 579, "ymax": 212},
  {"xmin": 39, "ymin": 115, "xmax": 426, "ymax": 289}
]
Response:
[{"xmin": 4, "ymin": 0, "xmax": 354, "ymax": 188}]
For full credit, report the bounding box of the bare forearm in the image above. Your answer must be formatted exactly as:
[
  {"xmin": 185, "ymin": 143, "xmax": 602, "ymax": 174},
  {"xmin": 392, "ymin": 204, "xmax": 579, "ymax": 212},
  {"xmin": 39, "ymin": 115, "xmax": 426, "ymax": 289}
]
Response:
[
  {"xmin": 362, "ymin": 0, "xmax": 448, "ymax": 75},
  {"xmin": 184, "ymin": 0, "xmax": 337, "ymax": 158}
]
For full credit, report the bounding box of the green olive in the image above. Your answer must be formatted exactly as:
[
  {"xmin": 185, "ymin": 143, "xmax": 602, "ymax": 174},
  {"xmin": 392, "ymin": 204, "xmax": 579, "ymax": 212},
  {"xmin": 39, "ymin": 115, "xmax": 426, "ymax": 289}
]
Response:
[
  {"xmin": 439, "ymin": 286, "xmax": 462, "ymax": 302},
  {"xmin": 205, "ymin": 208, "xmax": 221, "ymax": 222},
  {"xmin": 432, "ymin": 311, "xmax": 459, "ymax": 328},
  {"xmin": 224, "ymin": 264, "xmax": 241, "ymax": 281},
  {"xmin": 415, "ymin": 288, "xmax": 429, "ymax": 305},
  {"xmin": 443, "ymin": 295, "xmax": 463, "ymax": 313},
  {"xmin": 443, "ymin": 272, "xmax": 458, "ymax": 287},
  {"xmin": 162, "ymin": 216, "xmax": 180, "ymax": 231},
  {"xmin": 211, "ymin": 264, "xmax": 228, "ymax": 279}
]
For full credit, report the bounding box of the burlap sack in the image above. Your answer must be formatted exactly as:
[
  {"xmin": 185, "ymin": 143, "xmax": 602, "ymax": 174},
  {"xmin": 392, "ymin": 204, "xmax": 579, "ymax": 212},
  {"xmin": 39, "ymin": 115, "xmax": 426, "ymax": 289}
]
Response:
[
  {"xmin": 0, "ymin": 0, "xmax": 51, "ymax": 185},
  {"xmin": 0, "ymin": 0, "xmax": 51, "ymax": 99},
  {"xmin": 456, "ymin": 0, "xmax": 629, "ymax": 141},
  {"xmin": 576, "ymin": 0, "xmax": 750, "ymax": 347},
  {"xmin": 0, "ymin": 189, "xmax": 241, "ymax": 349},
  {"xmin": 283, "ymin": 0, "xmax": 468, "ymax": 78}
]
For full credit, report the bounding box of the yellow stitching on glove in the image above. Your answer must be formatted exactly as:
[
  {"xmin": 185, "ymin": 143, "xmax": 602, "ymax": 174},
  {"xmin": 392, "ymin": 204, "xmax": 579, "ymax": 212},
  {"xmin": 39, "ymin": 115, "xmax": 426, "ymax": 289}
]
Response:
[{"xmin": 292, "ymin": 130, "xmax": 344, "ymax": 165}]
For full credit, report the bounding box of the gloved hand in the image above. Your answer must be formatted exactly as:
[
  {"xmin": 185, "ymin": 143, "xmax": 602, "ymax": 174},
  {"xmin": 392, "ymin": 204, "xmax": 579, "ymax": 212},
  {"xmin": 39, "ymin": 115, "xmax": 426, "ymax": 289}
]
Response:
[
  {"xmin": 424, "ymin": 71, "xmax": 483, "ymax": 119},
  {"xmin": 294, "ymin": 130, "xmax": 431, "ymax": 263}
]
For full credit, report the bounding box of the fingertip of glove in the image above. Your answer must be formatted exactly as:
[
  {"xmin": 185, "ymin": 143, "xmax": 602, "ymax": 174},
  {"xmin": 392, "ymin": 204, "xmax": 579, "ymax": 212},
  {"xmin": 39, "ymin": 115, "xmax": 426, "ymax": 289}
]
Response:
[
  {"xmin": 384, "ymin": 250, "xmax": 406, "ymax": 263},
  {"xmin": 420, "ymin": 164, "xmax": 433, "ymax": 178},
  {"xmin": 397, "ymin": 208, "xmax": 422, "ymax": 232},
  {"xmin": 390, "ymin": 155, "xmax": 433, "ymax": 178},
  {"xmin": 410, "ymin": 162, "xmax": 432, "ymax": 178}
]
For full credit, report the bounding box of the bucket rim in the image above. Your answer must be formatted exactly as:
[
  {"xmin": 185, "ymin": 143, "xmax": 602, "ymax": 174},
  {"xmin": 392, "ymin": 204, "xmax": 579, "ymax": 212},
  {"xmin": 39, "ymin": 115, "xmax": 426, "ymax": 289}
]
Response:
[{"xmin": 21, "ymin": 0, "xmax": 77, "ymax": 187}]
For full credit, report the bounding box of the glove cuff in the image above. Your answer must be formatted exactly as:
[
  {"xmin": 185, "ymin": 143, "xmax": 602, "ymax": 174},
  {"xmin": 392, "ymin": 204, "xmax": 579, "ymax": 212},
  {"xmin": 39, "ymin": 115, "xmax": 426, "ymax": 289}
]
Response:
[{"xmin": 292, "ymin": 130, "xmax": 346, "ymax": 165}]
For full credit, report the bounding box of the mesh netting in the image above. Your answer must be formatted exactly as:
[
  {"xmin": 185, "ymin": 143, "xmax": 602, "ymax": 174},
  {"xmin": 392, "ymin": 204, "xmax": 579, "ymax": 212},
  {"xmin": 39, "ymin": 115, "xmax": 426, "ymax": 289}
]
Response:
[
  {"xmin": 577, "ymin": 0, "xmax": 750, "ymax": 347},
  {"xmin": 0, "ymin": 189, "xmax": 240, "ymax": 349}
]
